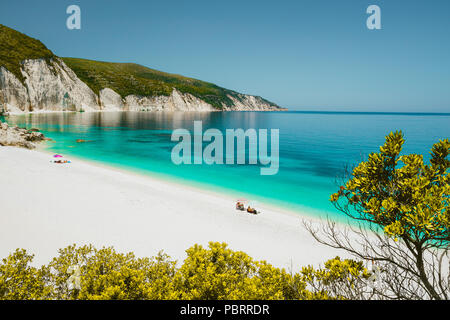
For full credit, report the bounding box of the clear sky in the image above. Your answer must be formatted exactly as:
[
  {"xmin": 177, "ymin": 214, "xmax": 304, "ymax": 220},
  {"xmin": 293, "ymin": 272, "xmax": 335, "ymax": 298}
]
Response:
[{"xmin": 1, "ymin": 0, "xmax": 449, "ymax": 112}]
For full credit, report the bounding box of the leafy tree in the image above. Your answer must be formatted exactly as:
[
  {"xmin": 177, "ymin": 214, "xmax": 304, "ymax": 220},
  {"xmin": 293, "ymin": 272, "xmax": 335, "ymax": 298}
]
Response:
[{"xmin": 306, "ymin": 131, "xmax": 450, "ymax": 299}]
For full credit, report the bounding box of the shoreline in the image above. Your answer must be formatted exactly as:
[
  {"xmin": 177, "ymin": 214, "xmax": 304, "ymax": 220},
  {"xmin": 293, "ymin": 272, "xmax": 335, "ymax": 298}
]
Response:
[
  {"xmin": 3, "ymin": 108, "xmax": 289, "ymax": 117},
  {"xmin": 0, "ymin": 145, "xmax": 346, "ymax": 270},
  {"xmin": 2, "ymin": 112, "xmax": 347, "ymax": 224},
  {"xmin": 36, "ymin": 142, "xmax": 327, "ymax": 223}
]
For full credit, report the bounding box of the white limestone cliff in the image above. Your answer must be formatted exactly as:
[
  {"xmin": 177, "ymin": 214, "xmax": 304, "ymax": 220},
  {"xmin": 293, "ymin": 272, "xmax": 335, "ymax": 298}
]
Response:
[
  {"xmin": 0, "ymin": 66, "xmax": 31, "ymax": 113},
  {"xmin": 123, "ymin": 89, "xmax": 215, "ymax": 111},
  {"xmin": 0, "ymin": 58, "xmax": 281, "ymax": 114},
  {"xmin": 21, "ymin": 58, "xmax": 99, "ymax": 112},
  {"xmin": 99, "ymin": 88, "xmax": 124, "ymax": 111},
  {"xmin": 224, "ymin": 93, "xmax": 280, "ymax": 111}
]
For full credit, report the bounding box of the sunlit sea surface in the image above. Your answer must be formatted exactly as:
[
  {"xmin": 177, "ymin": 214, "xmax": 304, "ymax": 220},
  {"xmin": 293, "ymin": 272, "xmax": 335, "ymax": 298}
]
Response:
[{"xmin": 4, "ymin": 111, "xmax": 450, "ymax": 221}]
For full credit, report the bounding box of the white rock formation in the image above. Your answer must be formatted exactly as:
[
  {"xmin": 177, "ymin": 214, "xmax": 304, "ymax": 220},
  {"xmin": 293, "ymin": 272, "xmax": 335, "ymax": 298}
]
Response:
[
  {"xmin": 21, "ymin": 58, "xmax": 99, "ymax": 112},
  {"xmin": 224, "ymin": 93, "xmax": 280, "ymax": 111},
  {"xmin": 99, "ymin": 88, "xmax": 124, "ymax": 111},
  {"xmin": 0, "ymin": 67, "xmax": 31, "ymax": 113},
  {"xmin": 124, "ymin": 89, "xmax": 215, "ymax": 111},
  {"xmin": 0, "ymin": 58, "xmax": 281, "ymax": 114}
]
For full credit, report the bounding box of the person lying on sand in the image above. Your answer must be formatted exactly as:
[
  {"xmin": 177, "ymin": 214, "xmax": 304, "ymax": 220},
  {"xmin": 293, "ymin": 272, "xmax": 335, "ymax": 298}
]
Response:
[
  {"xmin": 236, "ymin": 202, "xmax": 245, "ymax": 211},
  {"xmin": 247, "ymin": 206, "xmax": 257, "ymax": 215},
  {"xmin": 54, "ymin": 159, "xmax": 70, "ymax": 164}
]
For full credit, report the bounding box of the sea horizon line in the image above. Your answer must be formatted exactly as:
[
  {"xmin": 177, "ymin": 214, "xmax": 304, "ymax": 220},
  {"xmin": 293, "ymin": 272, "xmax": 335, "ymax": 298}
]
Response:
[{"xmin": 282, "ymin": 110, "xmax": 450, "ymax": 116}]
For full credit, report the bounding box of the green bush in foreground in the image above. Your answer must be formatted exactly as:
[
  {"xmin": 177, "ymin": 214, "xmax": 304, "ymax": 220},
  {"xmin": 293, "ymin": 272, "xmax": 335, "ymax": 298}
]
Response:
[{"xmin": 0, "ymin": 242, "xmax": 367, "ymax": 300}]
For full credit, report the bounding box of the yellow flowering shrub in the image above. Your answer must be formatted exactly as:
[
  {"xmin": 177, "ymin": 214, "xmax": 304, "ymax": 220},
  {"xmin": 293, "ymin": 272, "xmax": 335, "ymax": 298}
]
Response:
[
  {"xmin": 0, "ymin": 249, "xmax": 51, "ymax": 299},
  {"xmin": 173, "ymin": 242, "xmax": 310, "ymax": 300},
  {"xmin": 0, "ymin": 242, "xmax": 366, "ymax": 300},
  {"xmin": 46, "ymin": 244, "xmax": 177, "ymax": 300}
]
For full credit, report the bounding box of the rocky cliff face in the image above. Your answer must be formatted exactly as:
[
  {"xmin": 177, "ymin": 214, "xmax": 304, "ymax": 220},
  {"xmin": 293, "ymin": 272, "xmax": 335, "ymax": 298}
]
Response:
[
  {"xmin": 224, "ymin": 93, "xmax": 280, "ymax": 111},
  {"xmin": 22, "ymin": 58, "xmax": 99, "ymax": 112},
  {"xmin": 0, "ymin": 58, "xmax": 281, "ymax": 114},
  {"xmin": 122, "ymin": 89, "xmax": 215, "ymax": 112},
  {"xmin": 0, "ymin": 58, "xmax": 99, "ymax": 113},
  {"xmin": 0, "ymin": 66, "xmax": 31, "ymax": 114}
]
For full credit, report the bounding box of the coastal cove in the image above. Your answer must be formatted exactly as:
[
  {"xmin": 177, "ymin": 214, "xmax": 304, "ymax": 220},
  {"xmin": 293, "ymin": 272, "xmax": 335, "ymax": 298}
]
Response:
[
  {"xmin": 3, "ymin": 110, "xmax": 450, "ymax": 223},
  {"xmin": 1, "ymin": 0, "xmax": 449, "ymax": 302}
]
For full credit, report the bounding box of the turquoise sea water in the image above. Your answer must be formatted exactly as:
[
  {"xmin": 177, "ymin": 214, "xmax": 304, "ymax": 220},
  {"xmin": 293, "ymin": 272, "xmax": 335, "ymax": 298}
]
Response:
[{"xmin": 3, "ymin": 111, "xmax": 450, "ymax": 221}]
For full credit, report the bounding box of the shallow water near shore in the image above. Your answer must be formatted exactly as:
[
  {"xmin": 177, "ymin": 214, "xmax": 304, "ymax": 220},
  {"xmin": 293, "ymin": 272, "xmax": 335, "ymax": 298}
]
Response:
[{"xmin": 3, "ymin": 111, "xmax": 450, "ymax": 221}]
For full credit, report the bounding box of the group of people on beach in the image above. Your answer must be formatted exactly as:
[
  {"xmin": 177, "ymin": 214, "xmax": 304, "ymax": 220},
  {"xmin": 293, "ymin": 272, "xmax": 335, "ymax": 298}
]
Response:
[
  {"xmin": 51, "ymin": 154, "xmax": 71, "ymax": 164},
  {"xmin": 236, "ymin": 201, "xmax": 258, "ymax": 215}
]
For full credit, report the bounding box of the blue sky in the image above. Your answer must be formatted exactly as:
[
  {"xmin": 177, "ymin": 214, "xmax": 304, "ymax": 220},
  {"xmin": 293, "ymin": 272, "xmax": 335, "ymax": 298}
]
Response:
[{"xmin": 1, "ymin": 0, "xmax": 449, "ymax": 112}]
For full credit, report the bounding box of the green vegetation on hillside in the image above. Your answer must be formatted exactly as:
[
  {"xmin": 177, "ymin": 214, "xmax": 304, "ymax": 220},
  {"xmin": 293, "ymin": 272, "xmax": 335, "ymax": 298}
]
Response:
[
  {"xmin": 0, "ymin": 24, "xmax": 55, "ymax": 83},
  {"xmin": 62, "ymin": 57, "xmax": 275, "ymax": 109}
]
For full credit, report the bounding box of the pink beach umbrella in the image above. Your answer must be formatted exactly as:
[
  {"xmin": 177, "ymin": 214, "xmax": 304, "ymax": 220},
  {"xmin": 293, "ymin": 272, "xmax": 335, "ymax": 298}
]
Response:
[{"xmin": 53, "ymin": 154, "xmax": 63, "ymax": 158}]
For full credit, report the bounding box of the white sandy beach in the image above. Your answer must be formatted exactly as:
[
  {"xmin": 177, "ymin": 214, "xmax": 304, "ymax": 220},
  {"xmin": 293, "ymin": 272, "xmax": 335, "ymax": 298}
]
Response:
[{"xmin": 0, "ymin": 146, "xmax": 344, "ymax": 270}]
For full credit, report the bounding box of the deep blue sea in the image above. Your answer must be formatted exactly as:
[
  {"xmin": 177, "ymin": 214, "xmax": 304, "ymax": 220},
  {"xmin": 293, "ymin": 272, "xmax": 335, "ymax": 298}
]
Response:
[{"xmin": 3, "ymin": 111, "xmax": 450, "ymax": 221}]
